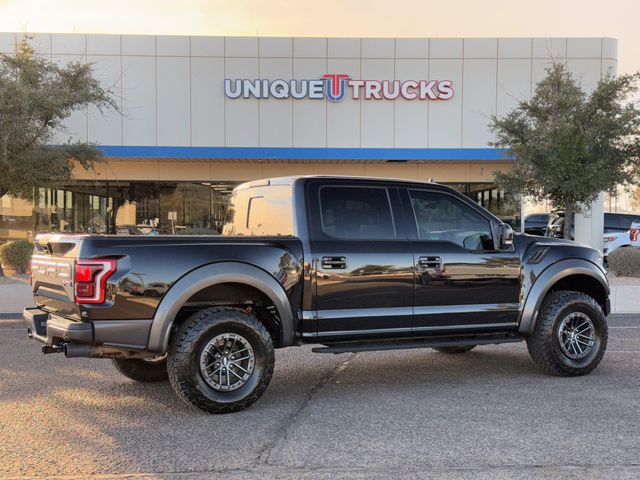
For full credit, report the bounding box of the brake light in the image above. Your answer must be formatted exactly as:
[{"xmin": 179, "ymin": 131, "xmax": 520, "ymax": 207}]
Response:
[{"xmin": 74, "ymin": 259, "xmax": 116, "ymax": 304}]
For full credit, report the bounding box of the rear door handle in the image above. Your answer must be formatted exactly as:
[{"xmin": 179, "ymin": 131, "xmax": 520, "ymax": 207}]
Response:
[
  {"xmin": 321, "ymin": 256, "xmax": 347, "ymax": 269},
  {"xmin": 417, "ymin": 256, "xmax": 442, "ymax": 270}
]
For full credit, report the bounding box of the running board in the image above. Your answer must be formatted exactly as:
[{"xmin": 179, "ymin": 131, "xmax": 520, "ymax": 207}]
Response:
[{"xmin": 311, "ymin": 333, "xmax": 524, "ymax": 354}]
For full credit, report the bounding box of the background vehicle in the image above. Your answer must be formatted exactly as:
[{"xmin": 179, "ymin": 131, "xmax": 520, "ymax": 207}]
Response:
[
  {"xmin": 24, "ymin": 176, "xmax": 610, "ymax": 414},
  {"xmin": 524, "ymin": 213, "xmax": 550, "ymax": 236},
  {"xmin": 546, "ymin": 212, "xmax": 640, "ymax": 239},
  {"xmin": 603, "ymin": 231, "xmax": 631, "ymax": 257}
]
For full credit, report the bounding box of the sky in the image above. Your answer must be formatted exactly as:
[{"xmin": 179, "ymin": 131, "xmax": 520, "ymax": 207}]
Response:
[{"xmin": 0, "ymin": 0, "xmax": 638, "ymax": 75}]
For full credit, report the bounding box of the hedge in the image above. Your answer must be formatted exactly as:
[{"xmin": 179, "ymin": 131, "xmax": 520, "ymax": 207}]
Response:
[
  {"xmin": 607, "ymin": 247, "xmax": 640, "ymax": 277},
  {"xmin": 0, "ymin": 240, "xmax": 34, "ymax": 274}
]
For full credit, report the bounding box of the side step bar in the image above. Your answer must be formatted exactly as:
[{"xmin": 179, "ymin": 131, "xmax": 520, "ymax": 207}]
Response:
[{"xmin": 312, "ymin": 333, "xmax": 524, "ymax": 354}]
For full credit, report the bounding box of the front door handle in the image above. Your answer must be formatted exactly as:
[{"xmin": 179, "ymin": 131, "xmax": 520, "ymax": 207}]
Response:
[
  {"xmin": 321, "ymin": 256, "xmax": 347, "ymax": 269},
  {"xmin": 417, "ymin": 256, "xmax": 442, "ymax": 271}
]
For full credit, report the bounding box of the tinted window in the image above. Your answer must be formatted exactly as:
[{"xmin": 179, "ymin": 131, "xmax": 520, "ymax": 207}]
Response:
[
  {"xmin": 319, "ymin": 186, "xmax": 395, "ymax": 240},
  {"xmin": 409, "ymin": 190, "xmax": 493, "ymax": 251}
]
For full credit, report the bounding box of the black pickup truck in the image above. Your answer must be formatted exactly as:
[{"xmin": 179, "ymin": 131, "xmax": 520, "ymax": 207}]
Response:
[{"xmin": 24, "ymin": 176, "xmax": 610, "ymax": 413}]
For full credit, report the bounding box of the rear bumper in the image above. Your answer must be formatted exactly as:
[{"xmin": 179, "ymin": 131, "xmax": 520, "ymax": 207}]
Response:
[
  {"xmin": 23, "ymin": 307, "xmax": 153, "ymax": 351},
  {"xmin": 23, "ymin": 307, "xmax": 93, "ymax": 346}
]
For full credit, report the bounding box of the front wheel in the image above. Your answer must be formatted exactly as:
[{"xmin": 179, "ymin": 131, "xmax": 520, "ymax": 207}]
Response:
[
  {"xmin": 526, "ymin": 291, "xmax": 607, "ymax": 376},
  {"xmin": 167, "ymin": 307, "xmax": 275, "ymax": 414}
]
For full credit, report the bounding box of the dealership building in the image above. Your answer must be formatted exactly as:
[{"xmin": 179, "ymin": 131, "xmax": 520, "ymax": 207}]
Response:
[{"xmin": 0, "ymin": 33, "xmax": 617, "ymax": 239}]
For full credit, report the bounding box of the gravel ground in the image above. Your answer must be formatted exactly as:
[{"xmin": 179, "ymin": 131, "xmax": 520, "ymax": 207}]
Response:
[{"xmin": 0, "ymin": 314, "xmax": 639, "ymax": 479}]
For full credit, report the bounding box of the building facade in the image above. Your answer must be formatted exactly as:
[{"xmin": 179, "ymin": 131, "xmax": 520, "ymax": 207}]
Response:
[{"xmin": 0, "ymin": 33, "xmax": 617, "ymax": 239}]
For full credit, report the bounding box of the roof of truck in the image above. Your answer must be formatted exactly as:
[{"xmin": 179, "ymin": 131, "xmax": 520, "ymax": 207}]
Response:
[{"xmin": 236, "ymin": 175, "xmax": 445, "ymax": 190}]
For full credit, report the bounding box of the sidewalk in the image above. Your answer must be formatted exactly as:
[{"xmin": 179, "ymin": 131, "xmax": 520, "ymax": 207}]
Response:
[{"xmin": 0, "ymin": 284, "xmax": 33, "ymax": 318}]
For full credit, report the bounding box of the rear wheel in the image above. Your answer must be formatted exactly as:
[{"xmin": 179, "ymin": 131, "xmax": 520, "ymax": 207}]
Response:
[
  {"xmin": 527, "ymin": 291, "xmax": 607, "ymax": 376},
  {"xmin": 112, "ymin": 356, "xmax": 168, "ymax": 382},
  {"xmin": 434, "ymin": 345, "xmax": 476, "ymax": 354},
  {"xmin": 167, "ymin": 307, "xmax": 275, "ymax": 414}
]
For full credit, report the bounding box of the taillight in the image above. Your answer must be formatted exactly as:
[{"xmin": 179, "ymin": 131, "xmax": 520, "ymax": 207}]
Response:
[{"xmin": 74, "ymin": 259, "xmax": 116, "ymax": 304}]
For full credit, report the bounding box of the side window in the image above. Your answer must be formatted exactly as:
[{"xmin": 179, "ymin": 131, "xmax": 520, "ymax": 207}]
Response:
[
  {"xmin": 319, "ymin": 186, "xmax": 395, "ymax": 240},
  {"xmin": 408, "ymin": 190, "xmax": 494, "ymax": 251}
]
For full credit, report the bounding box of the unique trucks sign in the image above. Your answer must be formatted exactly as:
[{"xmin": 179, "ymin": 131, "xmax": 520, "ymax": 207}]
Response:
[{"xmin": 224, "ymin": 74, "xmax": 454, "ymax": 102}]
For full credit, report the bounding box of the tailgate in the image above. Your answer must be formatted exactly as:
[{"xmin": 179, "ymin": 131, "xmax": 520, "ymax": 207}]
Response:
[{"xmin": 31, "ymin": 234, "xmax": 83, "ymax": 319}]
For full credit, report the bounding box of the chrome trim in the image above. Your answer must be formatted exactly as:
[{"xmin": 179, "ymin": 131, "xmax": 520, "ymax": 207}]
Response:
[
  {"xmin": 414, "ymin": 303, "xmax": 521, "ymax": 316},
  {"xmin": 413, "ymin": 322, "xmax": 517, "ymax": 333},
  {"xmin": 315, "ymin": 307, "xmax": 413, "ymax": 320}
]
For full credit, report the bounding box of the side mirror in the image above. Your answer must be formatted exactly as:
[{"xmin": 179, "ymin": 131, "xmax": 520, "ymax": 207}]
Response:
[{"xmin": 499, "ymin": 223, "xmax": 514, "ymax": 250}]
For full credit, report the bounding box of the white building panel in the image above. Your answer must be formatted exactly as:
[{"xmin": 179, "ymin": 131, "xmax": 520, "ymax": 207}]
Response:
[
  {"xmin": 328, "ymin": 38, "xmax": 360, "ymax": 58},
  {"xmin": 259, "ymin": 37, "xmax": 293, "ymax": 58},
  {"xmin": 51, "ymin": 54, "xmax": 88, "ymax": 144},
  {"xmin": 430, "ymin": 39, "xmax": 463, "ymax": 59},
  {"xmin": 496, "ymin": 59, "xmax": 532, "ymax": 118},
  {"xmin": 0, "ymin": 32, "xmax": 15, "ymax": 54},
  {"xmin": 259, "ymin": 58, "xmax": 293, "ymax": 147},
  {"xmin": 362, "ymin": 38, "xmax": 395, "ymax": 59},
  {"xmin": 395, "ymin": 39, "xmax": 429, "ymax": 59},
  {"xmin": 361, "ymin": 59, "xmax": 395, "ymax": 147},
  {"xmin": 157, "ymin": 56, "xmax": 190, "ymax": 146},
  {"xmin": 394, "ymin": 59, "xmax": 429, "ymax": 148},
  {"xmin": 602, "ymin": 38, "xmax": 617, "ymax": 60},
  {"xmin": 498, "ymin": 38, "xmax": 532, "ymax": 59},
  {"xmin": 463, "ymin": 59, "xmax": 497, "ymax": 147},
  {"xmin": 122, "ymin": 35, "xmax": 155, "ymax": 56},
  {"xmin": 602, "ymin": 59, "xmax": 617, "ymax": 77},
  {"xmin": 52, "ymin": 33, "xmax": 86, "ymax": 55},
  {"xmin": 293, "ymin": 58, "xmax": 327, "ymax": 147},
  {"xmin": 532, "ymin": 38, "xmax": 567, "ymax": 59},
  {"xmin": 224, "ymin": 57, "xmax": 259, "ymax": 146},
  {"xmin": 156, "ymin": 36, "xmax": 189, "ymax": 56},
  {"xmin": 121, "ymin": 56, "xmax": 156, "ymax": 145},
  {"xmin": 428, "ymin": 59, "xmax": 463, "ymax": 147},
  {"xmin": 567, "ymin": 38, "xmax": 602, "ymax": 59},
  {"xmin": 567, "ymin": 58, "xmax": 603, "ymax": 93},
  {"xmin": 464, "ymin": 38, "xmax": 497, "ymax": 59},
  {"xmin": 225, "ymin": 37, "xmax": 258, "ymax": 58},
  {"xmin": 87, "ymin": 55, "xmax": 123, "ymax": 145},
  {"xmin": 191, "ymin": 57, "xmax": 225, "ymax": 146},
  {"xmin": 19, "ymin": 33, "xmax": 51, "ymax": 56},
  {"xmin": 326, "ymin": 58, "xmax": 361, "ymax": 147},
  {"xmin": 293, "ymin": 38, "xmax": 326, "ymax": 58},
  {"xmin": 87, "ymin": 34, "xmax": 121, "ymax": 56},
  {"xmin": 191, "ymin": 36, "xmax": 224, "ymax": 57}
]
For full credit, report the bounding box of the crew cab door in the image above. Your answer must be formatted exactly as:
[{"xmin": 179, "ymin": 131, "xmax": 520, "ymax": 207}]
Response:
[
  {"xmin": 307, "ymin": 181, "xmax": 414, "ymax": 339},
  {"xmin": 399, "ymin": 187, "xmax": 521, "ymax": 332}
]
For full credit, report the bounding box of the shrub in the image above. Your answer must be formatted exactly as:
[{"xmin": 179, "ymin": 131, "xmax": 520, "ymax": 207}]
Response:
[
  {"xmin": 607, "ymin": 247, "xmax": 640, "ymax": 277},
  {"xmin": 0, "ymin": 240, "xmax": 34, "ymax": 273}
]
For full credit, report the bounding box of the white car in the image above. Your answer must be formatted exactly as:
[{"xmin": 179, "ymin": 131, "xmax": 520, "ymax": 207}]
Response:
[{"xmin": 603, "ymin": 230, "xmax": 631, "ymax": 256}]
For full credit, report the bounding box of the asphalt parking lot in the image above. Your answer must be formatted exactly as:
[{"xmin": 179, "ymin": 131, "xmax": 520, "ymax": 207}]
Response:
[{"xmin": 1, "ymin": 315, "xmax": 639, "ymax": 480}]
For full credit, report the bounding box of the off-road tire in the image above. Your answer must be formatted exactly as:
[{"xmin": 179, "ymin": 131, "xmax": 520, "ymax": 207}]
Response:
[
  {"xmin": 167, "ymin": 307, "xmax": 275, "ymax": 414},
  {"xmin": 527, "ymin": 290, "xmax": 607, "ymax": 376},
  {"xmin": 112, "ymin": 357, "xmax": 168, "ymax": 382},
  {"xmin": 434, "ymin": 345, "xmax": 476, "ymax": 354}
]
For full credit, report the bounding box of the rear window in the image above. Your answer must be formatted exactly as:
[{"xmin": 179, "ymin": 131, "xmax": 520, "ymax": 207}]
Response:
[
  {"xmin": 319, "ymin": 186, "xmax": 395, "ymax": 240},
  {"xmin": 222, "ymin": 185, "xmax": 294, "ymax": 236}
]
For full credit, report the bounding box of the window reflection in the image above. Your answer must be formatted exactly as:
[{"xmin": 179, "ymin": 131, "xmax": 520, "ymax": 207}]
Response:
[{"xmin": 0, "ymin": 180, "xmax": 521, "ymax": 240}]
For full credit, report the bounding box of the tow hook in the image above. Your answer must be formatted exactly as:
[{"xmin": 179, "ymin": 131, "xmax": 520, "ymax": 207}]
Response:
[{"xmin": 41, "ymin": 345, "xmax": 63, "ymax": 354}]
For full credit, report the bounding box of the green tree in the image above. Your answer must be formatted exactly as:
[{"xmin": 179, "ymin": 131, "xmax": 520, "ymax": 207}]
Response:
[
  {"xmin": 0, "ymin": 38, "xmax": 117, "ymax": 275},
  {"xmin": 491, "ymin": 63, "xmax": 640, "ymax": 239}
]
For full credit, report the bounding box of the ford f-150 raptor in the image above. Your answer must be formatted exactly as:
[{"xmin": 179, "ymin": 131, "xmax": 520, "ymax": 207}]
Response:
[{"xmin": 24, "ymin": 176, "xmax": 610, "ymax": 413}]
